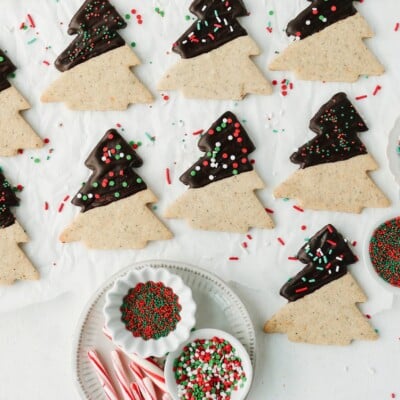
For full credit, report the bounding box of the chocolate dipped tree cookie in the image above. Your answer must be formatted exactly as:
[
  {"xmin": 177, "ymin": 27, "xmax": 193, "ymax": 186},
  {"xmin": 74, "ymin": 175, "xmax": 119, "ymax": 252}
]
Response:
[
  {"xmin": 269, "ymin": 0, "xmax": 384, "ymax": 81},
  {"xmin": 60, "ymin": 129, "xmax": 172, "ymax": 249},
  {"xmin": 42, "ymin": 0, "xmax": 152, "ymax": 110},
  {"xmin": 274, "ymin": 92, "xmax": 389, "ymax": 213},
  {"xmin": 164, "ymin": 111, "xmax": 274, "ymax": 232},
  {"xmin": 158, "ymin": 0, "xmax": 272, "ymax": 99}
]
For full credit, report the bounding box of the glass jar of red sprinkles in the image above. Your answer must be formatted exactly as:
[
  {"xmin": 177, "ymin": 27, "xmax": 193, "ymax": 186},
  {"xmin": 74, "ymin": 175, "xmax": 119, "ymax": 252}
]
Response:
[{"xmin": 121, "ymin": 281, "xmax": 182, "ymax": 340}]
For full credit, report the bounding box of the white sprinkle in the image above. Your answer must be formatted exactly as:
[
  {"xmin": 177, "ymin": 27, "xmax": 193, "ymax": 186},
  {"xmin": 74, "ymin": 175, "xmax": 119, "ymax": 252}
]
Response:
[
  {"xmin": 228, "ymin": 135, "xmax": 233, "ymax": 140},
  {"xmin": 230, "ymin": 155, "xmax": 236, "ymax": 160},
  {"xmin": 305, "ymin": 20, "xmax": 311, "ymax": 25},
  {"xmin": 119, "ymin": 153, "xmax": 124, "ymax": 158},
  {"xmin": 215, "ymin": 141, "xmax": 221, "ymax": 147},
  {"xmin": 195, "ymin": 166, "xmax": 200, "ymax": 171},
  {"xmin": 77, "ymin": 193, "xmax": 82, "ymax": 198},
  {"xmin": 209, "ymin": 175, "xmax": 214, "ymax": 180},
  {"xmin": 88, "ymin": 193, "xmax": 93, "ymax": 199},
  {"xmin": 222, "ymin": 164, "xmax": 228, "ymax": 169}
]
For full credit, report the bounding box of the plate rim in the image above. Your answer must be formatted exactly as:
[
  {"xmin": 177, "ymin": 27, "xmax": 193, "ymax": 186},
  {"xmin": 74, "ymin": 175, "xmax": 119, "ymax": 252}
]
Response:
[{"xmin": 72, "ymin": 259, "xmax": 257, "ymax": 400}]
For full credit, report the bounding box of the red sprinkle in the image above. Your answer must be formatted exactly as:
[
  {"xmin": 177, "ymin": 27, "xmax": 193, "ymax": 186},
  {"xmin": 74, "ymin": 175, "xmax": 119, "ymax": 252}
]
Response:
[
  {"xmin": 43, "ymin": 138, "xmax": 50, "ymax": 144},
  {"xmin": 277, "ymin": 237, "xmax": 285, "ymax": 246},
  {"xmin": 192, "ymin": 129, "xmax": 204, "ymax": 136},
  {"xmin": 63, "ymin": 195, "xmax": 70, "ymax": 202},
  {"xmin": 395, "ymin": 22, "xmax": 400, "ymax": 32},
  {"xmin": 43, "ymin": 60, "xmax": 50, "ymax": 66},
  {"xmin": 372, "ymin": 85, "xmax": 382, "ymax": 96},
  {"xmin": 246, "ymin": 234, "xmax": 253, "ymax": 240},
  {"xmin": 242, "ymin": 242, "xmax": 248, "ymax": 249},
  {"xmin": 27, "ymin": 14, "xmax": 35, "ymax": 28},
  {"xmin": 116, "ymin": 123, "xmax": 122, "ymax": 128},
  {"xmin": 301, "ymin": 225, "xmax": 307, "ymax": 231},
  {"xmin": 229, "ymin": 256, "xmax": 239, "ymax": 261},
  {"xmin": 166, "ymin": 168, "xmax": 171, "ymax": 185},
  {"xmin": 355, "ymin": 95, "xmax": 368, "ymax": 100},
  {"xmin": 365, "ymin": 314, "xmax": 371, "ymax": 319},
  {"xmin": 352, "ymin": 241, "xmax": 357, "ymax": 247},
  {"xmin": 288, "ymin": 256, "xmax": 298, "ymax": 261},
  {"xmin": 265, "ymin": 207, "xmax": 274, "ymax": 214},
  {"xmin": 44, "ymin": 201, "xmax": 49, "ymax": 210},
  {"xmin": 293, "ymin": 205, "xmax": 304, "ymax": 212},
  {"xmin": 58, "ymin": 203, "xmax": 64, "ymax": 213},
  {"xmin": 163, "ymin": 94, "xmax": 169, "ymax": 101},
  {"xmin": 295, "ymin": 287, "xmax": 308, "ymax": 293}
]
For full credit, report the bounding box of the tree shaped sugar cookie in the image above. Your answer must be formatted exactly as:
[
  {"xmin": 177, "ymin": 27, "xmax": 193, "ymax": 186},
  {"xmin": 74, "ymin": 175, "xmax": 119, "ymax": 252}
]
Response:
[
  {"xmin": 158, "ymin": 0, "xmax": 272, "ymax": 100},
  {"xmin": 269, "ymin": 0, "xmax": 384, "ymax": 82},
  {"xmin": 164, "ymin": 111, "xmax": 274, "ymax": 232},
  {"xmin": 274, "ymin": 92, "xmax": 389, "ymax": 213},
  {"xmin": 264, "ymin": 224, "xmax": 377, "ymax": 345},
  {"xmin": 60, "ymin": 129, "xmax": 172, "ymax": 249},
  {"xmin": 0, "ymin": 171, "xmax": 38, "ymax": 285},
  {"xmin": 0, "ymin": 50, "xmax": 42, "ymax": 156},
  {"xmin": 41, "ymin": 0, "xmax": 153, "ymax": 110}
]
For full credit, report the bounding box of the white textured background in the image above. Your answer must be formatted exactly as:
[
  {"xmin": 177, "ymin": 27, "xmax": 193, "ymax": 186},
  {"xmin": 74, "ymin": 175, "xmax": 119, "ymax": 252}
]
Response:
[{"xmin": 0, "ymin": 0, "xmax": 399, "ymax": 399}]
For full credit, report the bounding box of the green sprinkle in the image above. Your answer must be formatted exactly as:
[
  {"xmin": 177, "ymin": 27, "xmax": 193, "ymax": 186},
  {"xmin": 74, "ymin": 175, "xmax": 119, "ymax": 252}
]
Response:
[
  {"xmin": 125, "ymin": 14, "xmax": 131, "ymax": 20},
  {"xmin": 27, "ymin": 38, "xmax": 37, "ymax": 45},
  {"xmin": 130, "ymin": 42, "xmax": 136, "ymax": 47},
  {"xmin": 190, "ymin": 171, "xmax": 196, "ymax": 176},
  {"xmin": 136, "ymin": 178, "xmax": 142, "ymax": 184},
  {"xmin": 92, "ymin": 182, "xmax": 99, "ymax": 188},
  {"xmin": 114, "ymin": 192, "xmax": 120, "ymax": 198},
  {"xmin": 0, "ymin": 56, "xmax": 4, "ymax": 62},
  {"xmin": 268, "ymin": 10, "xmax": 274, "ymax": 15}
]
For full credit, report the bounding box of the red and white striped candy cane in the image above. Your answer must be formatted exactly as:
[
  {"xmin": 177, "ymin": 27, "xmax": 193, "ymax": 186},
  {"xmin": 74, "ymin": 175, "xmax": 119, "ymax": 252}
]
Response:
[
  {"xmin": 129, "ymin": 353, "xmax": 167, "ymax": 393},
  {"xmin": 87, "ymin": 350, "xmax": 118, "ymax": 400},
  {"xmin": 129, "ymin": 362, "xmax": 156, "ymax": 400},
  {"xmin": 111, "ymin": 350, "xmax": 135, "ymax": 400},
  {"xmin": 130, "ymin": 382, "xmax": 144, "ymax": 400}
]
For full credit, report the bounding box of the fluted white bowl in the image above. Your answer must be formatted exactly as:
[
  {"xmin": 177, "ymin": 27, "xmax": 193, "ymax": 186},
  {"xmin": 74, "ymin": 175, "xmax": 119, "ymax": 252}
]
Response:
[{"xmin": 103, "ymin": 267, "xmax": 196, "ymax": 358}]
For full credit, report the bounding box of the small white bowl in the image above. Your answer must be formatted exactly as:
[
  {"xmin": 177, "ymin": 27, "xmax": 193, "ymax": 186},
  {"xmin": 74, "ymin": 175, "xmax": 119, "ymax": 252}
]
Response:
[
  {"xmin": 165, "ymin": 328, "xmax": 253, "ymax": 400},
  {"xmin": 364, "ymin": 212, "xmax": 400, "ymax": 295},
  {"xmin": 103, "ymin": 267, "xmax": 196, "ymax": 358}
]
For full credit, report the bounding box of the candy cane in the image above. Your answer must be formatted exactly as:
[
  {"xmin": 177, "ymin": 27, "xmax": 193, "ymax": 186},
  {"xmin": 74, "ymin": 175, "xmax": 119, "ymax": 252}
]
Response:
[
  {"xmin": 111, "ymin": 350, "xmax": 135, "ymax": 400},
  {"xmin": 129, "ymin": 353, "xmax": 167, "ymax": 393},
  {"xmin": 129, "ymin": 362, "xmax": 156, "ymax": 400},
  {"xmin": 130, "ymin": 382, "xmax": 144, "ymax": 400},
  {"xmin": 87, "ymin": 350, "xmax": 118, "ymax": 400}
]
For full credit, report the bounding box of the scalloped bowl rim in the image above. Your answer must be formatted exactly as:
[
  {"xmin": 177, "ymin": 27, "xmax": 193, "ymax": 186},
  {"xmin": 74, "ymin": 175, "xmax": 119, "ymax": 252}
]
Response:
[
  {"xmin": 363, "ymin": 211, "xmax": 400, "ymax": 295},
  {"xmin": 165, "ymin": 328, "xmax": 253, "ymax": 400},
  {"xmin": 103, "ymin": 267, "xmax": 197, "ymax": 358}
]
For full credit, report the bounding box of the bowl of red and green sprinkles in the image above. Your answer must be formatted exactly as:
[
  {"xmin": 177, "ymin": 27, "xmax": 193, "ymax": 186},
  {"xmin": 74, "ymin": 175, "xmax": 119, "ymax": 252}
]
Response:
[
  {"xmin": 104, "ymin": 267, "xmax": 197, "ymax": 358},
  {"xmin": 165, "ymin": 328, "xmax": 253, "ymax": 400},
  {"xmin": 367, "ymin": 216, "xmax": 400, "ymax": 294}
]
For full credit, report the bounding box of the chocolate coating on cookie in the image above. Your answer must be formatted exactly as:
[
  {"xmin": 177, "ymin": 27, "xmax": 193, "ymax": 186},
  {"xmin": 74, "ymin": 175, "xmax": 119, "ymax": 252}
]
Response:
[
  {"xmin": 280, "ymin": 224, "xmax": 358, "ymax": 301},
  {"xmin": 286, "ymin": 0, "xmax": 360, "ymax": 40},
  {"xmin": 173, "ymin": 0, "xmax": 248, "ymax": 59},
  {"xmin": 55, "ymin": 0, "xmax": 127, "ymax": 72},
  {"xmin": 290, "ymin": 92, "xmax": 368, "ymax": 169},
  {"xmin": 0, "ymin": 50, "xmax": 16, "ymax": 93},
  {"xmin": 0, "ymin": 172, "xmax": 19, "ymax": 229},
  {"xmin": 72, "ymin": 129, "xmax": 147, "ymax": 212},
  {"xmin": 180, "ymin": 111, "xmax": 255, "ymax": 189}
]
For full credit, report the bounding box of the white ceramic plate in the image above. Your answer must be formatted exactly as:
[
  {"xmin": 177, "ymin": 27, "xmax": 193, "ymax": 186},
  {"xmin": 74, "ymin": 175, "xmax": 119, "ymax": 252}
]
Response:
[
  {"xmin": 387, "ymin": 116, "xmax": 400, "ymax": 188},
  {"xmin": 363, "ymin": 212, "xmax": 400, "ymax": 295},
  {"xmin": 72, "ymin": 260, "xmax": 257, "ymax": 400},
  {"xmin": 165, "ymin": 328, "xmax": 253, "ymax": 400}
]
